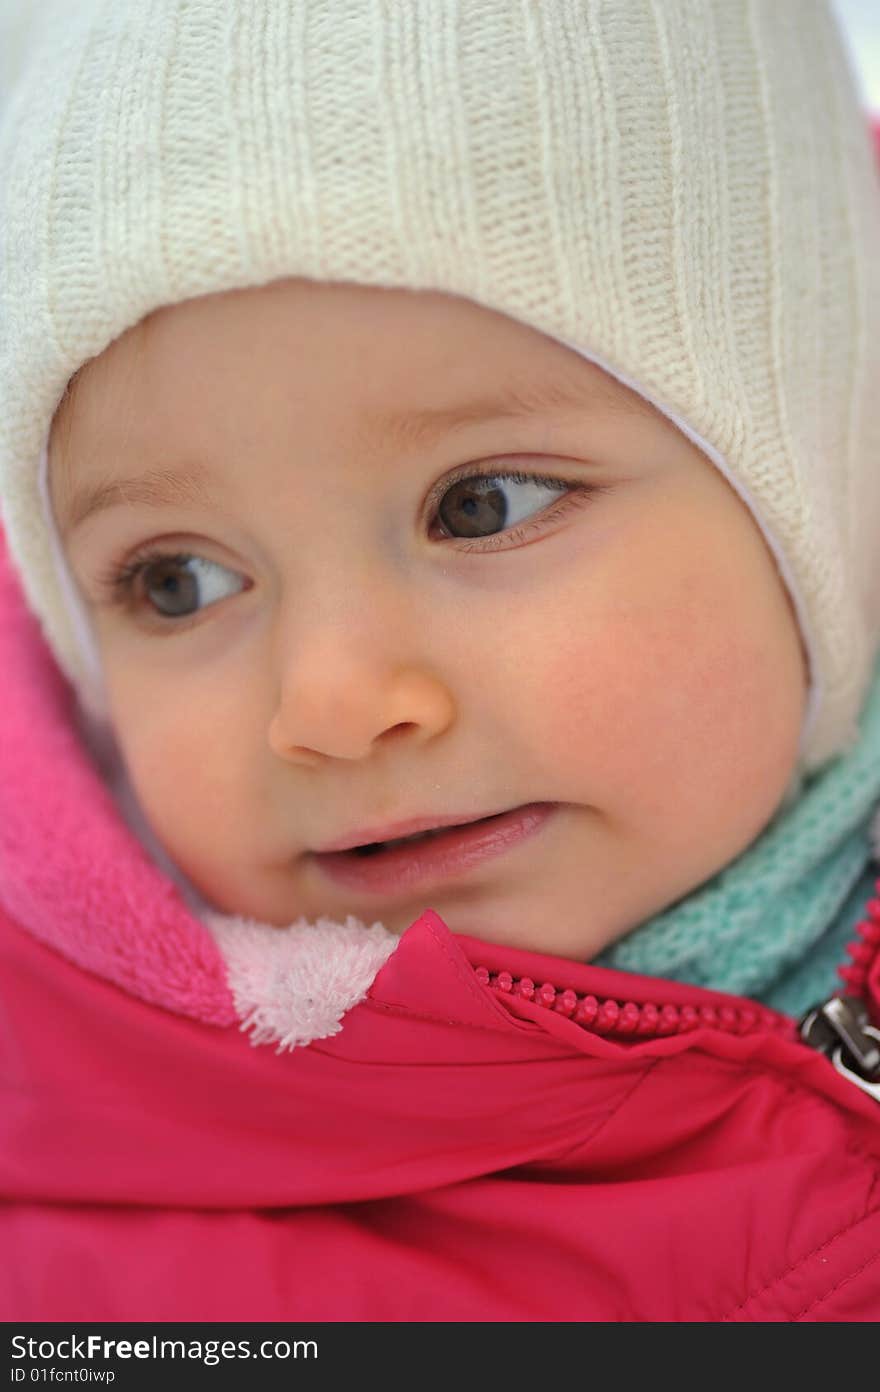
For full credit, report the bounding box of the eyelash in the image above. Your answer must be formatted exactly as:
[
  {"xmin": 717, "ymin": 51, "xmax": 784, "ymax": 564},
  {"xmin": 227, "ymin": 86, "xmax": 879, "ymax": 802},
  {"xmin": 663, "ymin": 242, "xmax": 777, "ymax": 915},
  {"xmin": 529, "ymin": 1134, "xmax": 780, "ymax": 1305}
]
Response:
[{"xmin": 93, "ymin": 466, "xmax": 611, "ymax": 629}]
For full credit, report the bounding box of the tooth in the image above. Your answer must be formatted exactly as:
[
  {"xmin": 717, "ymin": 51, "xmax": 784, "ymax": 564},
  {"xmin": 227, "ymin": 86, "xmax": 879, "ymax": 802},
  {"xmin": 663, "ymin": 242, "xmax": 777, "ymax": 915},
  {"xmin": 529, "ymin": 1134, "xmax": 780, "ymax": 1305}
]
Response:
[
  {"xmin": 386, "ymin": 827, "xmax": 446, "ymax": 849},
  {"xmin": 351, "ymin": 824, "xmax": 457, "ymax": 855}
]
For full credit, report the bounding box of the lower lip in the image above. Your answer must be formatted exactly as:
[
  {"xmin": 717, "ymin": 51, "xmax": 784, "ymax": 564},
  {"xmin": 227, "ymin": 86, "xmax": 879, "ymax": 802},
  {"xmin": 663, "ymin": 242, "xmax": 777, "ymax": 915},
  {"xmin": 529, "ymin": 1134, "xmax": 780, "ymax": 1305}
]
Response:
[{"xmin": 309, "ymin": 802, "xmax": 559, "ymax": 896}]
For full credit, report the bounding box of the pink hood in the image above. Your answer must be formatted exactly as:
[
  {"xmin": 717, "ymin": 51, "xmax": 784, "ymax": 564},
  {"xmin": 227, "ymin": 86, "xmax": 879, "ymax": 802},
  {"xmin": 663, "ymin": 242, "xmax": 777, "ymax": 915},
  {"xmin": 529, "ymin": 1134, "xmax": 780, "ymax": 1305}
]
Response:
[{"xmin": 2, "ymin": 525, "xmax": 880, "ymax": 1321}]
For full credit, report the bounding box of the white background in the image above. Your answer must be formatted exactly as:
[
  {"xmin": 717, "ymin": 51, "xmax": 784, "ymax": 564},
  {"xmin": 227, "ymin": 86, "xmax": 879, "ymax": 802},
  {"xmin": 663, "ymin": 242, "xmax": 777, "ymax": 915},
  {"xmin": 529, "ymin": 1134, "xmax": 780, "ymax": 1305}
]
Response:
[{"xmin": 834, "ymin": 0, "xmax": 880, "ymax": 112}]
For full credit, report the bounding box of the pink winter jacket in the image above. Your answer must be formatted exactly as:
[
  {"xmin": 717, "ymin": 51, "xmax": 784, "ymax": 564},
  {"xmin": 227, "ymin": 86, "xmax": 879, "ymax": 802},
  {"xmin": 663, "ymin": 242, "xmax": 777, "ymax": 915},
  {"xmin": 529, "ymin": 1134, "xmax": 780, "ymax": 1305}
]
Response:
[{"xmin": 2, "ymin": 524, "xmax": 880, "ymax": 1323}]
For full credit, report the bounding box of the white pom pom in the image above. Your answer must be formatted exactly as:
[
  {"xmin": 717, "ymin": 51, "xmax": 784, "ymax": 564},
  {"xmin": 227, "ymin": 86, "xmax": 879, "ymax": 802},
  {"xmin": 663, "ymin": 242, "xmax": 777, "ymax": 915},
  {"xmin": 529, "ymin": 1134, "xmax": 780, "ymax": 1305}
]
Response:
[{"xmin": 202, "ymin": 910, "xmax": 399, "ymax": 1051}]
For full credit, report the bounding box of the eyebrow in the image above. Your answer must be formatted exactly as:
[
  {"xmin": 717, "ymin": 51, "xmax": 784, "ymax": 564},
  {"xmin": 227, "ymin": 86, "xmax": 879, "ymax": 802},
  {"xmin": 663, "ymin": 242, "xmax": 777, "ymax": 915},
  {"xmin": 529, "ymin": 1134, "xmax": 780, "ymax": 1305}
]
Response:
[
  {"xmin": 59, "ymin": 462, "xmax": 219, "ymax": 539},
  {"xmin": 59, "ymin": 373, "xmax": 644, "ymax": 536},
  {"xmin": 362, "ymin": 373, "xmax": 645, "ymax": 450}
]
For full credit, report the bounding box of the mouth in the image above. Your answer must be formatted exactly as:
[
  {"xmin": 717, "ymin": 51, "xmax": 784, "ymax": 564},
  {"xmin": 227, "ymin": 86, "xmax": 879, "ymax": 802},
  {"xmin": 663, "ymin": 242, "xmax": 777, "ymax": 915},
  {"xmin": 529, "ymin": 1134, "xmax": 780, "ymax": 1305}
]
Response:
[
  {"xmin": 312, "ymin": 807, "xmax": 514, "ymax": 855},
  {"xmin": 308, "ymin": 802, "xmax": 560, "ymax": 896},
  {"xmin": 349, "ymin": 818, "xmax": 501, "ymax": 855}
]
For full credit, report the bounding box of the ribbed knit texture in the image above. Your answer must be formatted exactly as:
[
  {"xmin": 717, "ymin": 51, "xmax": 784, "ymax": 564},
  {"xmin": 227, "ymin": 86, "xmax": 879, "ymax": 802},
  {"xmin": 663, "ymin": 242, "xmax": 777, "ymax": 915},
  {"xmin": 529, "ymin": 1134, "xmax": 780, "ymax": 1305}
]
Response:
[
  {"xmin": 0, "ymin": 0, "xmax": 878, "ymax": 772},
  {"xmin": 597, "ymin": 647, "xmax": 880, "ymax": 1015}
]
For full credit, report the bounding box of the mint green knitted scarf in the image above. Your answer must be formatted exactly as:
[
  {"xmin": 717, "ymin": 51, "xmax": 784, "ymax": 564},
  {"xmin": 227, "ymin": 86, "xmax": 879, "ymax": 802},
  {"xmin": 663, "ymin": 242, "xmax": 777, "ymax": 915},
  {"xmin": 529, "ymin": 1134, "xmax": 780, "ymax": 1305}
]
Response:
[{"xmin": 595, "ymin": 652, "xmax": 880, "ymax": 1017}]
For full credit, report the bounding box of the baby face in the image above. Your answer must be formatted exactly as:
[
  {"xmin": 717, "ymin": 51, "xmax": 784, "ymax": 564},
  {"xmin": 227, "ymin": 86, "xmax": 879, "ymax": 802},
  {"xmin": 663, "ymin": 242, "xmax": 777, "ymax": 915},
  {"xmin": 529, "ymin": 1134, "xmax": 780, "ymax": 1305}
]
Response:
[{"xmin": 49, "ymin": 279, "xmax": 808, "ymax": 958}]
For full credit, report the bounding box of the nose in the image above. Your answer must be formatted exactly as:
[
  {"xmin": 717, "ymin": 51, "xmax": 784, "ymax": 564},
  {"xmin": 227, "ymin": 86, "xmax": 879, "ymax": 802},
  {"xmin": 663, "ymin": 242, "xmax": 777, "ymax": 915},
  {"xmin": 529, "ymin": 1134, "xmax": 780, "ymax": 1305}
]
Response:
[{"xmin": 267, "ymin": 621, "xmax": 457, "ymax": 765}]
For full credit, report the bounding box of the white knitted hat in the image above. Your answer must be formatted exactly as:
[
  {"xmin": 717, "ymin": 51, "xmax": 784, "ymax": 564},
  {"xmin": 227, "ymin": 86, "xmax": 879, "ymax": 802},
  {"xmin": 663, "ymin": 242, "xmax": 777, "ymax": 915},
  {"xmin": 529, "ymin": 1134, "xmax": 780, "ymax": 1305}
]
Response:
[{"xmin": 1, "ymin": 0, "xmax": 879, "ymax": 774}]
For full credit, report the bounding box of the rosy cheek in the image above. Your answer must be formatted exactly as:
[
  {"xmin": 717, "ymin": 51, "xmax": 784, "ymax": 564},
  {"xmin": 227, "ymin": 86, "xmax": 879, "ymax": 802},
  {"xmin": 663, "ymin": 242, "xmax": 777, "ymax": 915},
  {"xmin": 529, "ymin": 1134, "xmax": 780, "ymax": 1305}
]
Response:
[
  {"xmin": 524, "ymin": 615, "xmax": 659, "ymax": 792},
  {"xmin": 526, "ymin": 569, "xmax": 788, "ymax": 820},
  {"xmin": 129, "ymin": 730, "xmax": 198, "ymax": 822}
]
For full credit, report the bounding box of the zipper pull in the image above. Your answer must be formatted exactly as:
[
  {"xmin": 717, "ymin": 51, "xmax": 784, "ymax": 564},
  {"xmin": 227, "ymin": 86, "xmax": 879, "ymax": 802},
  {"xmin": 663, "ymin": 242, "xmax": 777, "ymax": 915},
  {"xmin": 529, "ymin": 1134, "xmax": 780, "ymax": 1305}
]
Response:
[{"xmin": 799, "ymin": 995, "xmax": 880, "ymax": 1103}]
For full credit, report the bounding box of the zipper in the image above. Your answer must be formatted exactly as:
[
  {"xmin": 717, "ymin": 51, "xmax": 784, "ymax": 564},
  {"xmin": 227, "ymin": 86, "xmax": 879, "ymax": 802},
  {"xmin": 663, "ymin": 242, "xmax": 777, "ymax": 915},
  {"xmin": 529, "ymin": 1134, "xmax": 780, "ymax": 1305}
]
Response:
[
  {"xmin": 473, "ymin": 874, "xmax": 880, "ymax": 1100},
  {"xmin": 799, "ymin": 995, "xmax": 880, "ymax": 1102},
  {"xmin": 796, "ymin": 881, "xmax": 880, "ymax": 1102},
  {"xmin": 472, "ymin": 970, "xmax": 794, "ymax": 1040}
]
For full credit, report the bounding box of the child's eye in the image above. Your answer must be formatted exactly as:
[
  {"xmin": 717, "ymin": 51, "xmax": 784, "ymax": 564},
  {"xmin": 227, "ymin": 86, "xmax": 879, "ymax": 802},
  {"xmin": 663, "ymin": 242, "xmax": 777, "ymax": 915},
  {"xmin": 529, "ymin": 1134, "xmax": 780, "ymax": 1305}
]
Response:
[
  {"xmin": 95, "ymin": 468, "xmax": 609, "ymax": 630},
  {"xmin": 98, "ymin": 550, "xmax": 247, "ymax": 626},
  {"xmin": 427, "ymin": 467, "xmax": 607, "ymax": 550}
]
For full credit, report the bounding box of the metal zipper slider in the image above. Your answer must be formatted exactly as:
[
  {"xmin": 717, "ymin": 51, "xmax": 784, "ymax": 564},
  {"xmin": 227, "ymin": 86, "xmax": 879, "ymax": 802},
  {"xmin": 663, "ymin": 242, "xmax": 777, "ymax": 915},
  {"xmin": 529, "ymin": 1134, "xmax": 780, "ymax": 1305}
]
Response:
[{"xmin": 799, "ymin": 995, "xmax": 880, "ymax": 1103}]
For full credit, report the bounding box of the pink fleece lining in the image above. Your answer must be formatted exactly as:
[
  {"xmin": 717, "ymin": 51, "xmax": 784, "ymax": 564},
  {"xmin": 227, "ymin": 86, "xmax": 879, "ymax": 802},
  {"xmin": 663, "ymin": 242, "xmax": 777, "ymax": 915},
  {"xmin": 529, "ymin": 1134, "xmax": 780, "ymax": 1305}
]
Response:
[
  {"xmin": 0, "ymin": 529, "xmax": 236, "ymax": 1025},
  {"xmin": 0, "ymin": 521, "xmax": 400, "ymax": 1044}
]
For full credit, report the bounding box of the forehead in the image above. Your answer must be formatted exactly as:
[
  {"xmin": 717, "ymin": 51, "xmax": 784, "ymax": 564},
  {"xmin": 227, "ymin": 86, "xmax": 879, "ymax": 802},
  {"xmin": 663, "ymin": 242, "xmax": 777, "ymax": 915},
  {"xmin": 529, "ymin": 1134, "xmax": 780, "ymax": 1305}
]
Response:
[
  {"xmin": 49, "ymin": 279, "xmax": 659, "ymax": 532},
  {"xmin": 57, "ymin": 279, "xmax": 653, "ymax": 431}
]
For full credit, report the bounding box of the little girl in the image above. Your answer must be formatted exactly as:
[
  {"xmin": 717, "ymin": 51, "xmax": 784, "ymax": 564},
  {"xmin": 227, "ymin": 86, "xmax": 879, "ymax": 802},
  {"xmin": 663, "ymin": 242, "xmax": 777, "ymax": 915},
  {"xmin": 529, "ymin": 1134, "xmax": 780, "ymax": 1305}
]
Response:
[{"xmin": 1, "ymin": 0, "xmax": 879, "ymax": 1322}]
